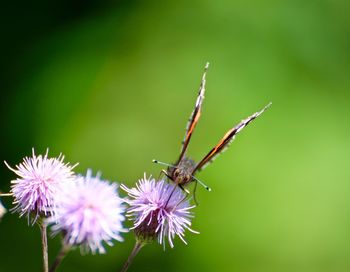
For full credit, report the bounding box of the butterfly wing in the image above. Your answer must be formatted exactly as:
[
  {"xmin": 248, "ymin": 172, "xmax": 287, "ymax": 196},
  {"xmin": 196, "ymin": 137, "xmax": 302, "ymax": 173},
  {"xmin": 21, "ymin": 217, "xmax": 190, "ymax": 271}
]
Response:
[
  {"xmin": 192, "ymin": 102, "xmax": 272, "ymax": 173},
  {"xmin": 177, "ymin": 62, "xmax": 209, "ymax": 164}
]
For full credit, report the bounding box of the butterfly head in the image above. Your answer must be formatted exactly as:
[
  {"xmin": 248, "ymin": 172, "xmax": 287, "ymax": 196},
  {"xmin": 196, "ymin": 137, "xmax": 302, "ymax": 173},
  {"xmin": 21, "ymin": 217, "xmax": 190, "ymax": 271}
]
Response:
[{"xmin": 168, "ymin": 158, "xmax": 196, "ymax": 186}]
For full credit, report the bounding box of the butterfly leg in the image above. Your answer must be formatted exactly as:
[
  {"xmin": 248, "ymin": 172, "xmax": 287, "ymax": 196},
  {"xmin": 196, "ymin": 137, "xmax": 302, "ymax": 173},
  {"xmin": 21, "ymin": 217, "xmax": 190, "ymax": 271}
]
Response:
[
  {"xmin": 192, "ymin": 180, "xmax": 199, "ymax": 206},
  {"xmin": 157, "ymin": 169, "xmax": 166, "ymax": 180},
  {"xmin": 179, "ymin": 184, "xmax": 190, "ymax": 195},
  {"xmin": 171, "ymin": 185, "xmax": 191, "ymax": 209},
  {"xmin": 160, "ymin": 169, "xmax": 173, "ymax": 181}
]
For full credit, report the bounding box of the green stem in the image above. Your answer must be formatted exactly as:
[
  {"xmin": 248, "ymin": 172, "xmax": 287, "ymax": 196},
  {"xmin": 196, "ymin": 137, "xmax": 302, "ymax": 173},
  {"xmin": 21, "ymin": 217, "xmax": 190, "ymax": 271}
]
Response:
[
  {"xmin": 39, "ymin": 221, "xmax": 49, "ymax": 272},
  {"xmin": 120, "ymin": 241, "xmax": 144, "ymax": 272},
  {"xmin": 49, "ymin": 243, "xmax": 70, "ymax": 272}
]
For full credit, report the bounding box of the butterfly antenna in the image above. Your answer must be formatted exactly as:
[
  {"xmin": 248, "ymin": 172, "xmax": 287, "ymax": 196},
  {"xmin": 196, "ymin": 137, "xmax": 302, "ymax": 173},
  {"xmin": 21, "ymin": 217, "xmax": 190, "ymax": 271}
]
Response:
[
  {"xmin": 152, "ymin": 159, "xmax": 177, "ymax": 168},
  {"xmin": 191, "ymin": 175, "xmax": 212, "ymax": 191},
  {"xmin": 257, "ymin": 102, "xmax": 272, "ymax": 116}
]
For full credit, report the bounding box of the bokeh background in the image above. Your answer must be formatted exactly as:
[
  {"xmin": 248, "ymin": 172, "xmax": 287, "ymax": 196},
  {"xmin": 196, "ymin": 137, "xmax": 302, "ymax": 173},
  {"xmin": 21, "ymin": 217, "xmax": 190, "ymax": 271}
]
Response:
[{"xmin": 1, "ymin": 0, "xmax": 350, "ymax": 271}]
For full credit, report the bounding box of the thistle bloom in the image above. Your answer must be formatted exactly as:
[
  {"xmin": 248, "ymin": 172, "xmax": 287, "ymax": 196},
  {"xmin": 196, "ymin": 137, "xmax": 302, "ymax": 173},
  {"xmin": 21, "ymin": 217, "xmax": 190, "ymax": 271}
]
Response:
[
  {"xmin": 121, "ymin": 175, "xmax": 198, "ymax": 248},
  {"xmin": 48, "ymin": 170, "xmax": 126, "ymax": 254},
  {"xmin": 5, "ymin": 149, "xmax": 76, "ymax": 223}
]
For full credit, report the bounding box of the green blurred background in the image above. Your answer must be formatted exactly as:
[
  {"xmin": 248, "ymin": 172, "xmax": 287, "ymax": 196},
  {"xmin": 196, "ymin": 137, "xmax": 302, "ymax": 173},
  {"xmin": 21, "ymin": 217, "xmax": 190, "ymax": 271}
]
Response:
[{"xmin": 1, "ymin": 0, "xmax": 350, "ymax": 271}]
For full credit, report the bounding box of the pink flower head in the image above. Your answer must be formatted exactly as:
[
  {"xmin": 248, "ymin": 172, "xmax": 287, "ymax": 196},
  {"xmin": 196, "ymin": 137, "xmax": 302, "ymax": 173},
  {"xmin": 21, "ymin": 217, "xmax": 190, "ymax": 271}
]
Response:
[
  {"xmin": 121, "ymin": 174, "xmax": 198, "ymax": 248},
  {"xmin": 48, "ymin": 170, "xmax": 126, "ymax": 254},
  {"xmin": 5, "ymin": 149, "xmax": 77, "ymax": 223}
]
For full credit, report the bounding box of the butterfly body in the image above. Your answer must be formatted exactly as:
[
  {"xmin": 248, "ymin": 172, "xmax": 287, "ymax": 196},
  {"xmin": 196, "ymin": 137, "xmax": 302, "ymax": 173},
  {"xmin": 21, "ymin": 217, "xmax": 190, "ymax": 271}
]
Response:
[{"xmin": 168, "ymin": 157, "xmax": 196, "ymax": 186}]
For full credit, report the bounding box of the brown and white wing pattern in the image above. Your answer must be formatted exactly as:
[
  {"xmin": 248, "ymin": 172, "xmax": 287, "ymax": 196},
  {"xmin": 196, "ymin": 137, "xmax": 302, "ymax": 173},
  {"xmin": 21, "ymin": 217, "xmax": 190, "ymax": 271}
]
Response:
[
  {"xmin": 177, "ymin": 62, "xmax": 209, "ymax": 163},
  {"xmin": 192, "ymin": 102, "xmax": 272, "ymax": 173}
]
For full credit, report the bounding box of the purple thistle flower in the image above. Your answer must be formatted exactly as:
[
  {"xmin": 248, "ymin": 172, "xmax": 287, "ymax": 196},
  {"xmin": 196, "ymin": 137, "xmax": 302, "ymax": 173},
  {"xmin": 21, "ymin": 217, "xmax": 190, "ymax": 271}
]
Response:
[
  {"xmin": 5, "ymin": 149, "xmax": 77, "ymax": 223},
  {"xmin": 121, "ymin": 174, "xmax": 198, "ymax": 248},
  {"xmin": 48, "ymin": 170, "xmax": 126, "ymax": 254}
]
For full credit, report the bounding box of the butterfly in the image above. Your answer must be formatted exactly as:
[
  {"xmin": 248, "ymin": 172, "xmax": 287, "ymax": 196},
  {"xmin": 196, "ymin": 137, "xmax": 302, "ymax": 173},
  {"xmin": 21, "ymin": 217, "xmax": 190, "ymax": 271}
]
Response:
[{"xmin": 154, "ymin": 63, "xmax": 271, "ymax": 197}]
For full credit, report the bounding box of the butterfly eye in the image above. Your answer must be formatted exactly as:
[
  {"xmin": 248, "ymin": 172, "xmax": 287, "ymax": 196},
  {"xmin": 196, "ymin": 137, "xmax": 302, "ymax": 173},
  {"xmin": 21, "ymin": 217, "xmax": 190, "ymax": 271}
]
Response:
[
  {"xmin": 174, "ymin": 169, "xmax": 180, "ymax": 177},
  {"xmin": 184, "ymin": 175, "xmax": 191, "ymax": 183}
]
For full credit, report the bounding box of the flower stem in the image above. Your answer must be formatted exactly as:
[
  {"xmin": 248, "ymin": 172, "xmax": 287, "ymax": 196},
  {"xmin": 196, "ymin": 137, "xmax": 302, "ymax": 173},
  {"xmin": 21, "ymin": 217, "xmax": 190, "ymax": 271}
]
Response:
[
  {"xmin": 120, "ymin": 241, "xmax": 144, "ymax": 272},
  {"xmin": 39, "ymin": 221, "xmax": 49, "ymax": 272},
  {"xmin": 49, "ymin": 243, "xmax": 70, "ymax": 272}
]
